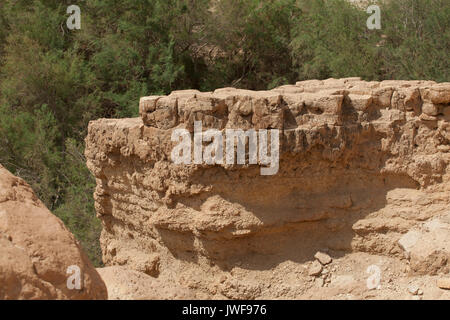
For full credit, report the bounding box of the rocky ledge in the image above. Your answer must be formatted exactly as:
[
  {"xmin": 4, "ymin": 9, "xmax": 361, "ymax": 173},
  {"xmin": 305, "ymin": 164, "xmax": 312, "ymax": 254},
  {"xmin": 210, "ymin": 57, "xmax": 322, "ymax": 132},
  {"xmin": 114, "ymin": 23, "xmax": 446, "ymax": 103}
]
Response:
[{"xmin": 86, "ymin": 78, "xmax": 450, "ymax": 299}]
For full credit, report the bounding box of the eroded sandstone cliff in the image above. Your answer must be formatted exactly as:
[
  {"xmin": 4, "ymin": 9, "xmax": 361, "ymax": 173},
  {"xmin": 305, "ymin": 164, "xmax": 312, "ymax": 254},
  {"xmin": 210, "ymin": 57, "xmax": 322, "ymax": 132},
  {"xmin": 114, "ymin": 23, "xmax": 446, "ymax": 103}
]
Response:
[{"xmin": 86, "ymin": 78, "xmax": 450, "ymax": 299}]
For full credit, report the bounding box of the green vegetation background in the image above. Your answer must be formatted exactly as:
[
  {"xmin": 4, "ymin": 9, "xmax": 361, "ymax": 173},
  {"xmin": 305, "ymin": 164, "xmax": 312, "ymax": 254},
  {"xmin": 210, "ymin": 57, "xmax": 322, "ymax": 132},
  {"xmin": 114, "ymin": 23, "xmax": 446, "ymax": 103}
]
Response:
[{"xmin": 0, "ymin": 0, "xmax": 448, "ymax": 266}]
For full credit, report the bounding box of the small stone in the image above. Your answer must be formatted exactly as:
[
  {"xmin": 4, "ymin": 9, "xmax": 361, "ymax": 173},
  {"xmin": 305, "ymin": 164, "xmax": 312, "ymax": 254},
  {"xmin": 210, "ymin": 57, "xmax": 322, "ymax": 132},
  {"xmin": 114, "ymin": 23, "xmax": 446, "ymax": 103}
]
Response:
[
  {"xmin": 315, "ymin": 252, "xmax": 332, "ymax": 265},
  {"xmin": 403, "ymin": 88, "xmax": 421, "ymax": 111},
  {"xmin": 398, "ymin": 230, "xmax": 420, "ymax": 254},
  {"xmin": 348, "ymin": 94, "xmax": 373, "ymax": 111},
  {"xmin": 437, "ymin": 278, "xmax": 450, "ymax": 290},
  {"xmin": 422, "ymin": 103, "xmax": 439, "ymax": 116},
  {"xmin": 238, "ymin": 101, "xmax": 253, "ymax": 116},
  {"xmin": 412, "ymin": 295, "xmax": 422, "ymax": 301},
  {"xmin": 308, "ymin": 261, "xmax": 323, "ymax": 277},
  {"xmin": 419, "ymin": 113, "xmax": 437, "ymax": 121},
  {"xmin": 408, "ymin": 284, "xmax": 420, "ymax": 295},
  {"xmin": 417, "ymin": 289, "xmax": 423, "ymax": 296}
]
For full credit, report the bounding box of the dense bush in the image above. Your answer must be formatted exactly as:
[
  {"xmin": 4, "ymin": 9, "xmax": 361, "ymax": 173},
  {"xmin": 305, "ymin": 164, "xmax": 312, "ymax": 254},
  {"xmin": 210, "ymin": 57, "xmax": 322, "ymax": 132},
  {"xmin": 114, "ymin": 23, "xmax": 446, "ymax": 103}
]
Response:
[{"xmin": 0, "ymin": 0, "xmax": 448, "ymax": 266}]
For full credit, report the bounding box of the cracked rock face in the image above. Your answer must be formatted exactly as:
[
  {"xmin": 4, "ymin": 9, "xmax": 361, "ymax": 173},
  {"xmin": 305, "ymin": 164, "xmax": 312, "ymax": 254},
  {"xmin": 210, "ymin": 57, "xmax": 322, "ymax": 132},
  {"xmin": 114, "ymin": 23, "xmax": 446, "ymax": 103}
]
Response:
[
  {"xmin": 86, "ymin": 78, "xmax": 450, "ymax": 299},
  {"xmin": 0, "ymin": 165, "xmax": 107, "ymax": 300}
]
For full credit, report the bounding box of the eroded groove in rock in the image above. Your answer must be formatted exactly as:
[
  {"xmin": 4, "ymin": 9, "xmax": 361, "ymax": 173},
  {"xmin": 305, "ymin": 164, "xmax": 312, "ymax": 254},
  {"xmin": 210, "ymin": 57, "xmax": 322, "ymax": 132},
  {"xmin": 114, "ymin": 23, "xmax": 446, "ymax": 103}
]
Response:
[{"xmin": 86, "ymin": 78, "xmax": 450, "ymax": 299}]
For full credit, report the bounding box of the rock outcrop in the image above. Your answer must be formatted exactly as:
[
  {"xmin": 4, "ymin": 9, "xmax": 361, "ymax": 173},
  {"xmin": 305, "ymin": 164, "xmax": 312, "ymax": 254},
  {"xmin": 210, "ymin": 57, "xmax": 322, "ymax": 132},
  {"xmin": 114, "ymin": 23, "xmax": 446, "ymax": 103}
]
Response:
[
  {"xmin": 86, "ymin": 78, "xmax": 450, "ymax": 299},
  {"xmin": 0, "ymin": 165, "xmax": 107, "ymax": 300}
]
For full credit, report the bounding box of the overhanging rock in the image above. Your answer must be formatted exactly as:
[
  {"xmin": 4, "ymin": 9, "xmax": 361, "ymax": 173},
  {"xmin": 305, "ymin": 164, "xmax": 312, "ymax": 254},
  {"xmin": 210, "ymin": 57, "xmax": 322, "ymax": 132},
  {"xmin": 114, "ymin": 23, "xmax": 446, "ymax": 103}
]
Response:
[{"xmin": 86, "ymin": 78, "xmax": 450, "ymax": 299}]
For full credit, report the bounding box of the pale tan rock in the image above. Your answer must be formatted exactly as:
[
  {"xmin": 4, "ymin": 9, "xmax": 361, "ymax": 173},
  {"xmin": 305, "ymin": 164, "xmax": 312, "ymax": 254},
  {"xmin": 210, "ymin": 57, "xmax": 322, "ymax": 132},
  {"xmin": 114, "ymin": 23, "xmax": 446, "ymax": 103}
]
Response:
[
  {"xmin": 398, "ymin": 216, "xmax": 450, "ymax": 275},
  {"xmin": 408, "ymin": 284, "xmax": 420, "ymax": 295},
  {"xmin": 421, "ymin": 84, "xmax": 450, "ymax": 105},
  {"xmin": 398, "ymin": 230, "xmax": 421, "ymax": 254},
  {"xmin": 0, "ymin": 165, "xmax": 107, "ymax": 300},
  {"xmin": 305, "ymin": 92, "xmax": 344, "ymax": 114},
  {"xmin": 347, "ymin": 94, "xmax": 373, "ymax": 111},
  {"xmin": 315, "ymin": 252, "xmax": 333, "ymax": 265},
  {"xmin": 372, "ymin": 87, "xmax": 393, "ymax": 109},
  {"xmin": 422, "ymin": 103, "xmax": 439, "ymax": 116},
  {"xmin": 403, "ymin": 88, "xmax": 422, "ymax": 111},
  {"xmin": 437, "ymin": 278, "xmax": 450, "ymax": 290},
  {"xmin": 308, "ymin": 261, "xmax": 323, "ymax": 276},
  {"xmin": 390, "ymin": 87, "xmax": 422, "ymax": 112},
  {"xmin": 331, "ymin": 275, "xmax": 358, "ymax": 292},
  {"xmin": 85, "ymin": 79, "xmax": 450, "ymax": 300},
  {"xmin": 419, "ymin": 113, "xmax": 438, "ymax": 121}
]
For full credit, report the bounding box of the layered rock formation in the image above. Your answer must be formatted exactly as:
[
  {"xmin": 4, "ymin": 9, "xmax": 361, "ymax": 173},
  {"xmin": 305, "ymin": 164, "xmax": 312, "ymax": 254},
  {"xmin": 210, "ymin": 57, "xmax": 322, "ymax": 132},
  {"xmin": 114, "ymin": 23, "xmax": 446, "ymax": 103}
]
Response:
[
  {"xmin": 86, "ymin": 78, "xmax": 450, "ymax": 299},
  {"xmin": 0, "ymin": 165, "xmax": 107, "ymax": 300}
]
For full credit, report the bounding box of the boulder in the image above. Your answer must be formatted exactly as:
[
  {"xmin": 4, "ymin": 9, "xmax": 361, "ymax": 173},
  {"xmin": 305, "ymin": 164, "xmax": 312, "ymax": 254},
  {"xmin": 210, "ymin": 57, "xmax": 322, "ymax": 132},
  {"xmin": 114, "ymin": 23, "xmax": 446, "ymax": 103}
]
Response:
[{"xmin": 0, "ymin": 165, "xmax": 107, "ymax": 300}]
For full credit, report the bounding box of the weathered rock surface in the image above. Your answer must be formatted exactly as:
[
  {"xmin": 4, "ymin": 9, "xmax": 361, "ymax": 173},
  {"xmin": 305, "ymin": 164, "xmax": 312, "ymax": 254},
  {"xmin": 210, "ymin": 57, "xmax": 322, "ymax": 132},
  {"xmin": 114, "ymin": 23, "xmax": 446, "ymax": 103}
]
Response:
[
  {"xmin": 398, "ymin": 214, "xmax": 450, "ymax": 275},
  {"xmin": 86, "ymin": 78, "xmax": 450, "ymax": 299},
  {"xmin": 437, "ymin": 278, "xmax": 450, "ymax": 290},
  {"xmin": 97, "ymin": 266, "xmax": 196, "ymax": 300},
  {"xmin": 0, "ymin": 165, "xmax": 107, "ymax": 300}
]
